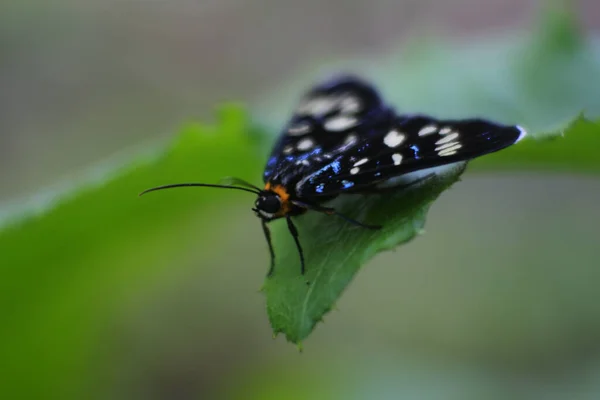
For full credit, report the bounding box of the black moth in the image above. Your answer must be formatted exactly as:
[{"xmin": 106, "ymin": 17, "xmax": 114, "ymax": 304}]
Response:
[{"xmin": 140, "ymin": 75, "xmax": 526, "ymax": 276}]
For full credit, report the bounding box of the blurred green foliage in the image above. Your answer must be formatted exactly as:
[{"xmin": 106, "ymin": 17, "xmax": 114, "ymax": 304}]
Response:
[
  {"xmin": 2, "ymin": 4, "xmax": 600, "ymax": 400},
  {"xmin": 0, "ymin": 107, "xmax": 263, "ymax": 398},
  {"xmin": 256, "ymin": 4, "xmax": 600, "ymax": 135}
]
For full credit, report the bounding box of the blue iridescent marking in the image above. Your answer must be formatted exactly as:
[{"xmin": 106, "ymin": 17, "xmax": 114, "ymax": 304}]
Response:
[
  {"xmin": 410, "ymin": 145, "xmax": 420, "ymax": 159},
  {"xmin": 306, "ymin": 159, "xmax": 343, "ymax": 187},
  {"xmin": 342, "ymin": 180, "xmax": 354, "ymax": 189},
  {"xmin": 316, "ymin": 183, "xmax": 325, "ymax": 193},
  {"xmin": 331, "ymin": 160, "xmax": 341, "ymax": 174},
  {"xmin": 292, "ymin": 147, "xmax": 323, "ymax": 163}
]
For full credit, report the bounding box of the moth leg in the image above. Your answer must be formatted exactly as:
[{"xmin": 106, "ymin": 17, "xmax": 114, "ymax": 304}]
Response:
[
  {"xmin": 317, "ymin": 173, "xmax": 440, "ymax": 227},
  {"xmin": 368, "ymin": 172, "xmax": 437, "ymax": 194},
  {"xmin": 322, "ymin": 210, "xmax": 382, "ymax": 230},
  {"xmin": 291, "ymin": 200, "xmax": 382, "ymax": 230},
  {"xmin": 285, "ymin": 216, "xmax": 306, "ymax": 275},
  {"xmin": 261, "ymin": 220, "xmax": 276, "ymax": 277}
]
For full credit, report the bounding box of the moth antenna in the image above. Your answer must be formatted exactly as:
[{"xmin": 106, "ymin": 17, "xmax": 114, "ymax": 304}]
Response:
[
  {"xmin": 219, "ymin": 177, "xmax": 262, "ymax": 192},
  {"xmin": 260, "ymin": 219, "xmax": 276, "ymax": 277},
  {"xmin": 139, "ymin": 183, "xmax": 260, "ymax": 196},
  {"xmin": 286, "ymin": 216, "xmax": 306, "ymax": 275}
]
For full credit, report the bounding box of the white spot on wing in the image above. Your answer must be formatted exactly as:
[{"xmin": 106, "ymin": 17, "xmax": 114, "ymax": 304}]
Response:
[
  {"xmin": 339, "ymin": 96, "xmax": 361, "ymax": 114},
  {"xmin": 383, "ymin": 130, "xmax": 405, "ymax": 148},
  {"xmin": 297, "ymin": 96, "xmax": 337, "ymax": 116},
  {"xmin": 324, "ymin": 115, "xmax": 358, "ymax": 131},
  {"xmin": 283, "ymin": 145, "xmax": 294, "ymax": 154},
  {"xmin": 436, "ymin": 132, "xmax": 459, "ymax": 145},
  {"xmin": 438, "ymin": 143, "xmax": 462, "ymax": 156},
  {"xmin": 288, "ymin": 122, "xmax": 311, "ymax": 136},
  {"xmin": 435, "ymin": 141, "xmax": 459, "ymax": 151},
  {"xmin": 297, "ymin": 137, "xmax": 314, "ymax": 151},
  {"xmin": 350, "ymin": 167, "xmax": 360, "ymax": 175},
  {"xmin": 392, "ymin": 153, "xmax": 402, "ymax": 166},
  {"xmin": 439, "ymin": 127, "xmax": 453, "ymax": 135},
  {"xmin": 418, "ymin": 125, "xmax": 437, "ymax": 136},
  {"xmin": 344, "ymin": 133, "xmax": 358, "ymax": 145},
  {"xmin": 376, "ymin": 162, "xmax": 467, "ymax": 189},
  {"xmin": 516, "ymin": 125, "xmax": 527, "ymax": 142},
  {"xmin": 330, "ymin": 133, "xmax": 359, "ymax": 156},
  {"xmin": 353, "ymin": 158, "xmax": 369, "ymax": 167}
]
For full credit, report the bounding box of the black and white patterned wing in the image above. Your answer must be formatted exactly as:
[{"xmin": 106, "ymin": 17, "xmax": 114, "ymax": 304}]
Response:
[
  {"xmin": 262, "ymin": 75, "xmax": 394, "ymax": 185},
  {"xmin": 295, "ymin": 114, "xmax": 527, "ymax": 197}
]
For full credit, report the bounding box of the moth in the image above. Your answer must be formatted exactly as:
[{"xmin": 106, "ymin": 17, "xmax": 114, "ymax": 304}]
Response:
[{"xmin": 140, "ymin": 75, "xmax": 526, "ymax": 276}]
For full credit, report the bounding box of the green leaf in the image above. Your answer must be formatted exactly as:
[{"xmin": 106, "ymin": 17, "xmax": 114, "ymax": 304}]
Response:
[
  {"xmin": 260, "ymin": 3, "xmax": 600, "ymax": 343},
  {"xmin": 3, "ymin": 6, "xmax": 600, "ymax": 398},
  {"xmin": 263, "ymin": 163, "xmax": 466, "ymax": 343},
  {"xmin": 263, "ymin": 116, "xmax": 600, "ymax": 343},
  {"xmin": 471, "ymin": 115, "xmax": 600, "ymax": 173},
  {"xmin": 0, "ymin": 105, "xmax": 263, "ymax": 399}
]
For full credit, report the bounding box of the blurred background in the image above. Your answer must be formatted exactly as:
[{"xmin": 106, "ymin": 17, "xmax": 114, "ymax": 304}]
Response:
[{"xmin": 2, "ymin": 0, "xmax": 600, "ymax": 399}]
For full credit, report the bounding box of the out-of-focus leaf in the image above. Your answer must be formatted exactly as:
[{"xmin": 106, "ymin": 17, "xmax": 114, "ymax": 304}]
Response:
[
  {"xmin": 255, "ymin": 4, "xmax": 600, "ymax": 136},
  {"xmin": 0, "ymin": 105, "xmax": 263, "ymax": 399},
  {"xmin": 2, "ymin": 9, "xmax": 600, "ymax": 400},
  {"xmin": 472, "ymin": 115, "xmax": 600, "ymax": 173}
]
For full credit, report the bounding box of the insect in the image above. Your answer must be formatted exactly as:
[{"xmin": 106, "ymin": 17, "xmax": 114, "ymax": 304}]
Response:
[{"xmin": 140, "ymin": 75, "xmax": 527, "ymax": 277}]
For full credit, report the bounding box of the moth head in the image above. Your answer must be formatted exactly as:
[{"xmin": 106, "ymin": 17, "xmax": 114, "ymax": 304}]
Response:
[{"xmin": 253, "ymin": 192, "xmax": 282, "ymax": 220}]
